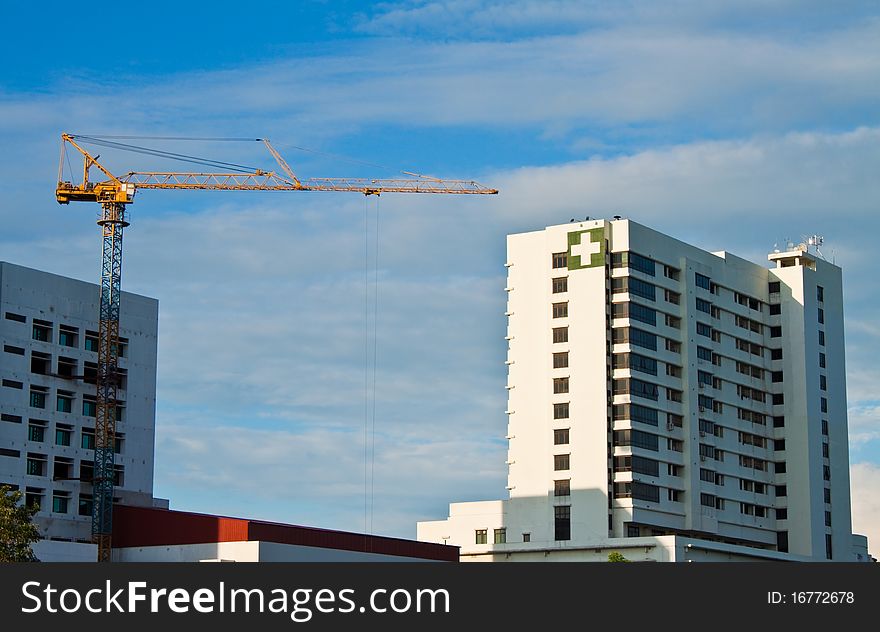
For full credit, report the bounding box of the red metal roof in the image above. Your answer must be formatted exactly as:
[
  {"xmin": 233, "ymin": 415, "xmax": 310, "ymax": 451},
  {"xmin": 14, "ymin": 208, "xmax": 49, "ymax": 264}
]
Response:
[{"xmin": 112, "ymin": 505, "xmax": 458, "ymax": 562}]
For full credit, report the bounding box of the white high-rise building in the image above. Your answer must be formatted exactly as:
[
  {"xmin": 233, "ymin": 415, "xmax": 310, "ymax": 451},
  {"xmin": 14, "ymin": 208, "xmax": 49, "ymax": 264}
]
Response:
[
  {"xmin": 419, "ymin": 219, "xmax": 871, "ymax": 562},
  {"xmin": 0, "ymin": 261, "xmax": 160, "ymax": 560}
]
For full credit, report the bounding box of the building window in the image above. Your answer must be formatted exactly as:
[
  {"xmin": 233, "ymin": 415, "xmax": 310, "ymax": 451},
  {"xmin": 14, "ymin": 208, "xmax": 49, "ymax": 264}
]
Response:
[
  {"xmin": 769, "ymin": 281, "xmax": 781, "ymax": 294},
  {"xmin": 629, "ymin": 277, "xmax": 656, "ymax": 301},
  {"xmin": 817, "ymin": 286, "xmax": 824, "ymax": 302},
  {"xmin": 667, "ymin": 489, "xmax": 681, "ymax": 502},
  {"xmin": 822, "ymin": 442, "xmax": 829, "ymax": 458},
  {"xmin": 614, "ymin": 429, "xmax": 659, "ymax": 452},
  {"xmin": 666, "ymin": 363, "xmax": 681, "ymax": 378},
  {"xmin": 475, "ymin": 529, "xmax": 487, "ymax": 545},
  {"xmin": 78, "ymin": 494, "xmax": 93, "ymax": 517},
  {"xmin": 85, "ymin": 331, "xmax": 99, "ymax": 352},
  {"xmin": 552, "ymin": 302, "xmax": 568, "ymax": 318},
  {"xmin": 553, "ymin": 428, "xmax": 570, "ymax": 445},
  {"xmin": 774, "ymin": 439, "xmax": 786, "ymax": 451},
  {"xmin": 770, "ymin": 326, "xmax": 782, "ymax": 338},
  {"xmin": 825, "ymin": 534, "xmax": 833, "ymax": 560},
  {"xmin": 611, "ymin": 327, "xmax": 657, "ymax": 351},
  {"xmin": 553, "ymin": 377, "xmax": 569, "ymax": 394},
  {"xmin": 81, "ymin": 429, "xmax": 95, "ymax": 450},
  {"xmin": 769, "ymin": 303, "xmax": 781, "ymax": 315},
  {"xmin": 777, "ymin": 508, "xmax": 787, "ymax": 520},
  {"xmin": 28, "ymin": 423, "xmax": 45, "ymax": 442},
  {"xmin": 26, "ymin": 454, "xmax": 46, "ymax": 477},
  {"xmin": 612, "ymin": 403, "xmax": 659, "ymax": 427},
  {"xmin": 664, "ymin": 289, "xmax": 680, "ymax": 305},
  {"xmin": 29, "ymin": 389, "xmax": 47, "ymax": 409},
  {"xmin": 30, "ymin": 352, "xmax": 51, "ymax": 375},
  {"xmin": 553, "ymin": 352, "xmax": 569, "ymax": 369},
  {"xmin": 820, "ymin": 397, "xmax": 828, "ymax": 413},
  {"xmin": 818, "ymin": 330, "xmax": 825, "ymax": 346},
  {"xmin": 552, "ymin": 277, "xmax": 568, "ymax": 293},
  {"xmin": 554, "ymin": 506, "xmax": 571, "ymax": 541},
  {"xmin": 57, "ymin": 393, "xmax": 74, "ymax": 414},
  {"xmin": 632, "ymin": 328, "xmax": 659, "ymax": 351},
  {"xmin": 522, "ymin": 533, "xmax": 530, "ymax": 543},
  {"xmin": 664, "ymin": 265, "xmax": 679, "ymax": 281},
  {"xmin": 52, "ymin": 493, "xmax": 69, "ymax": 514},
  {"xmin": 824, "ymin": 488, "xmax": 831, "ymax": 503},
  {"xmin": 775, "ymin": 461, "xmax": 787, "ymax": 474},
  {"xmin": 553, "ymin": 403, "xmax": 569, "ymax": 419},
  {"xmin": 32, "ymin": 321, "xmax": 52, "ymax": 343},
  {"xmin": 823, "ymin": 465, "xmax": 830, "ymax": 481},
  {"xmin": 821, "ymin": 419, "xmax": 828, "ymax": 436},
  {"xmin": 773, "ymin": 393, "xmax": 785, "ymax": 405},
  {"xmin": 57, "ymin": 356, "xmax": 77, "ymax": 378},
  {"xmin": 55, "ymin": 426, "xmax": 72, "ymax": 447},
  {"xmin": 59, "ymin": 326, "xmax": 79, "ymax": 348},
  {"xmin": 493, "ymin": 528, "xmax": 506, "ymax": 544},
  {"xmin": 5, "ymin": 311, "xmax": 26, "ymax": 323},
  {"xmin": 824, "ymin": 511, "xmax": 832, "ymax": 527},
  {"xmin": 696, "ymin": 298, "xmax": 712, "ymax": 313},
  {"xmin": 552, "ymin": 252, "xmax": 567, "ymax": 269},
  {"xmin": 554, "ymin": 479, "xmax": 571, "ymax": 496},
  {"xmin": 696, "ymin": 322, "xmax": 712, "ymax": 337},
  {"xmin": 3, "ymin": 344, "xmax": 25, "ymax": 356},
  {"xmin": 819, "ymin": 352, "xmax": 826, "ymax": 368},
  {"xmin": 776, "ymin": 484, "xmax": 787, "ymax": 497},
  {"xmin": 552, "ymin": 327, "xmax": 568, "ymax": 343},
  {"xmin": 83, "ymin": 398, "xmax": 97, "ymax": 418},
  {"xmin": 771, "ymin": 348, "xmax": 783, "ymax": 360},
  {"xmin": 613, "ymin": 252, "xmax": 656, "ymax": 276},
  {"xmin": 554, "ymin": 454, "xmax": 570, "ymax": 471},
  {"xmin": 777, "ymin": 531, "xmax": 789, "ymax": 553},
  {"xmin": 695, "ymin": 273, "xmax": 711, "ymax": 290},
  {"xmin": 819, "ymin": 374, "xmax": 827, "ymax": 391},
  {"xmin": 818, "ymin": 308, "xmax": 825, "ymax": 324}
]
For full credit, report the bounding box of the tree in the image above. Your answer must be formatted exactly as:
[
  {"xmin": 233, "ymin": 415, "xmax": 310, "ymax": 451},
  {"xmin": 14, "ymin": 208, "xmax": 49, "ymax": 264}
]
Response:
[
  {"xmin": 607, "ymin": 551, "xmax": 630, "ymax": 562},
  {"xmin": 0, "ymin": 485, "xmax": 41, "ymax": 562}
]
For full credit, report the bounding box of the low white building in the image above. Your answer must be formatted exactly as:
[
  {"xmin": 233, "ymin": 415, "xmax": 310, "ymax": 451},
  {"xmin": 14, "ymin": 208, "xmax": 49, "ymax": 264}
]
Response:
[
  {"xmin": 419, "ymin": 219, "xmax": 870, "ymax": 562},
  {"xmin": 0, "ymin": 261, "xmax": 160, "ymax": 559}
]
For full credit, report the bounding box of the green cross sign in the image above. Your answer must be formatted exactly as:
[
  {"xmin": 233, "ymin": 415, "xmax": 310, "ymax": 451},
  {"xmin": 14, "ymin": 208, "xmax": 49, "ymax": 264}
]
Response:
[{"xmin": 567, "ymin": 228, "xmax": 605, "ymax": 269}]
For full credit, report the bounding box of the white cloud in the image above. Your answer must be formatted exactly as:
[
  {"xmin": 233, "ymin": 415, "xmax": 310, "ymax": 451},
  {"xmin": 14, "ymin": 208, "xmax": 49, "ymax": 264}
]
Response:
[{"xmin": 850, "ymin": 462, "xmax": 880, "ymax": 559}]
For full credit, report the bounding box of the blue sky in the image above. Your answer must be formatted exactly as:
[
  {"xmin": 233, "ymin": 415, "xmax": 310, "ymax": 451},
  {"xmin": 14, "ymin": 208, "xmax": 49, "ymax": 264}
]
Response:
[{"xmin": 1, "ymin": 1, "xmax": 879, "ymax": 553}]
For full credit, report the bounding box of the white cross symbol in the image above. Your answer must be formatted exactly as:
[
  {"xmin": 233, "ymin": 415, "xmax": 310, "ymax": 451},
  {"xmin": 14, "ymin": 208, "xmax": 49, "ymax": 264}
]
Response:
[{"xmin": 570, "ymin": 235, "xmax": 601, "ymax": 264}]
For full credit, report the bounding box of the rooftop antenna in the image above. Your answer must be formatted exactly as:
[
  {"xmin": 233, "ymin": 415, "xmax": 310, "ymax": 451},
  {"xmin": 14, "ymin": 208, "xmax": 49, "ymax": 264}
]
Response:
[{"xmin": 804, "ymin": 234, "xmax": 825, "ymax": 259}]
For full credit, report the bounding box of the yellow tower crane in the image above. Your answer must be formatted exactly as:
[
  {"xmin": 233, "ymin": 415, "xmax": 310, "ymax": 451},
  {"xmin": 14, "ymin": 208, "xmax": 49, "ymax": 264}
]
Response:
[{"xmin": 55, "ymin": 133, "xmax": 498, "ymax": 562}]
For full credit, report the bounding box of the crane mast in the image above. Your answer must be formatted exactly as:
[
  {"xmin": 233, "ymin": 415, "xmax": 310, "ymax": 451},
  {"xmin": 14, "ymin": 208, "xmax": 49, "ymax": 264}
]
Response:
[{"xmin": 55, "ymin": 133, "xmax": 497, "ymax": 562}]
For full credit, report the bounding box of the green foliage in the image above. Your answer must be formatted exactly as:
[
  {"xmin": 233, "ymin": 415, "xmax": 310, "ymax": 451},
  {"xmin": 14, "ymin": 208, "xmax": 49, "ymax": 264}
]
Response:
[
  {"xmin": 0, "ymin": 485, "xmax": 41, "ymax": 562},
  {"xmin": 607, "ymin": 551, "xmax": 630, "ymax": 563}
]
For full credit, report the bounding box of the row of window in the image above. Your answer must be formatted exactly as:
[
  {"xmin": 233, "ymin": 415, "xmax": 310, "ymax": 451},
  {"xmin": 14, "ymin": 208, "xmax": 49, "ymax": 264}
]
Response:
[
  {"xmin": 8, "ymin": 486, "xmax": 99, "ymax": 516},
  {"xmin": 2, "ymin": 347, "xmax": 130, "ymax": 390},
  {"xmin": 22, "ymin": 454, "xmax": 124, "ymax": 485},
  {"xmin": 4, "ymin": 312, "xmax": 129, "ymax": 355},
  {"xmin": 0, "ymin": 414, "xmax": 123, "ymax": 451},
  {"xmin": 0, "ymin": 382, "xmax": 125, "ymax": 419}
]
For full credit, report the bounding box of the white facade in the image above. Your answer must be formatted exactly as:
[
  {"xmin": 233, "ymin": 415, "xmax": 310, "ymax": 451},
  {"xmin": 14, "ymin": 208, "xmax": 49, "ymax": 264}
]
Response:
[
  {"xmin": 419, "ymin": 219, "xmax": 866, "ymax": 561},
  {"xmin": 0, "ymin": 261, "xmax": 159, "ymax": 553}
]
